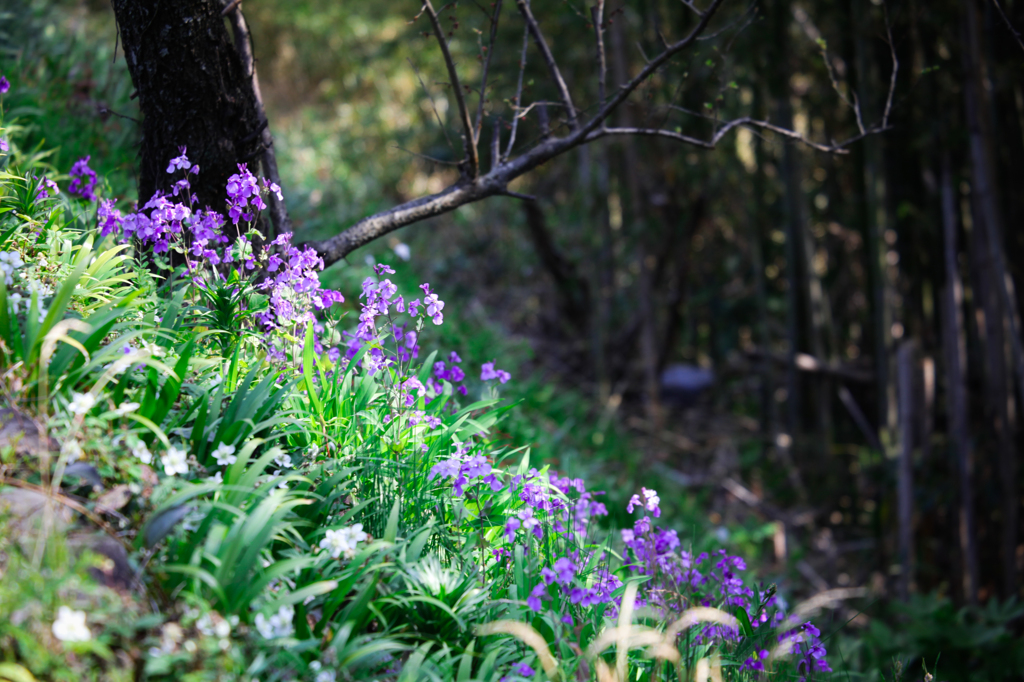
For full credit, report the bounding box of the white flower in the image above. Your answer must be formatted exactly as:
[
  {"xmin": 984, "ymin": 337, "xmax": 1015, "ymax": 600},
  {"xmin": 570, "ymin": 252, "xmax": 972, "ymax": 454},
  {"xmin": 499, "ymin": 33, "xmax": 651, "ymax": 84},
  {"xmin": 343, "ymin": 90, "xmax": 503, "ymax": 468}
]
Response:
[
  {"xmin": 254, "ymin": 605, "xmax": 294, "ymax": 639},
  {"xmin": 213, "ymin": 442, "xmax": 237, "ymax": 467},
  {"xmin": 206, "ymin": 471, "xmax": 223, "ymax": 484},
  {"xmin": 68, "ymin": 392, "xmax": 96, "ymax": 415},
  {"xmin": 393, "ymin": 243, "xmax": 411, "ymax": 261},
  {"xmin": 316, "ymin": 671, "xmax": 337, "ymax": 682},
  {"xmin": 131, "ymin": 442, "xmax": 153, "ymax": 465},
  {"xmin": 319, "ymin": 524, "xmax": 368, "ymax": 559},
  {"xmin": 161, "ymin": 445, "xmax": 189, "ymax": 476},
  {"xmin": 307, "ymin": 443, "xmax": 320, "ymax": 459},
  {"xmin": 0, "ymin": 251, "xmax": 23, "ymax": 286},
  {"xmin": 273, "ymin": 453, "xmax": 293, "ymax": 469},
  {"xmin": 52, "ymin": 606, "xmax": 91, "ymax": 642},
  {"xmin": 114, "ymin": 401, "xmax": 140, "ymax": 417},
  {"xmin": 61, "ymin": 440, "xmax": 82, "ymax": 463},
  {"xmin": 196, "ymin": 612, "xmax": 231, "ymax": 638}
]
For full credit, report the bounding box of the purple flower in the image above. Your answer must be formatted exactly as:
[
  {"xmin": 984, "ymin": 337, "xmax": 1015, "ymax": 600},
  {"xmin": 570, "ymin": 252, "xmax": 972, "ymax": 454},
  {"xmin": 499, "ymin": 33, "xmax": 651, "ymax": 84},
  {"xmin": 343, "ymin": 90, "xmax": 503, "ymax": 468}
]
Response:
[
  {"xmin": 552, "ymin": 557, "xmax": 575, "ymax": 586},
  {"xmin": 511, "ymin": 662, "xmax": 535, "ymax": 677},
  {"xmin": 627, "ymin": 487, "xmax": 661, "ymax": 517},
  {"xmin": 0, "ymin": 75, "xmax": 9, "ymax": 94},
  {"xmin": 68, "ymin": 156, "xmax": 98, "ymax": 201},
  {"xmin": 481, "ymin": 362, "xmax": 511, "ymax": 383},
  {"xmin": 423, "ymin": 293, "xmax": 444, "ymax": 325},
  {"xmin": 97, "ymin": 199, "xmax": 123, "ymax": 238},
  {"xmin": 33, "ymin": 176, "xmax": 59, "ymax": 200},
  {"xmin": 526, "ymin": 583, "xmax": 546, "ymax": 612},
  {"xmin": 166, "ymin": 146, "xmax": 192, "ymax": 174},
  {"xmin": 0, "ymin": 138, "xmax": 7, "ymax": 153},
  {"xmin": 503, "ymin": 517, "xmax": 521, "ymax": 543},
  {"xmin": 741, "ymin": 649, "xmax": 769, "ymax": 673}
]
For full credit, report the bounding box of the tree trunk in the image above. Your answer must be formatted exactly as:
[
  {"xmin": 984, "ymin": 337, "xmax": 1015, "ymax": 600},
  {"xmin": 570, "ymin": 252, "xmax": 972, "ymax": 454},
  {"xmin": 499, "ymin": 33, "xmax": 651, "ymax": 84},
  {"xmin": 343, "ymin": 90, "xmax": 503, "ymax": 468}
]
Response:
[
  {"xmin": 941, "ymin": 157, "xmax": 979, "ymax": 604},
  {"xmin": 112, "ymin": 0, "xmax": 265, "ymax": 215},
  {"xmin": 852, "ymin": 0, "xmax": 898, "ymax": 449},
  {"xmin": 897, "ymin": 340, "xmax": 915, "ymax": 600},
  {"xmin": 963, "ymin": 0, "xmax": 1021, "ymax": 599}
]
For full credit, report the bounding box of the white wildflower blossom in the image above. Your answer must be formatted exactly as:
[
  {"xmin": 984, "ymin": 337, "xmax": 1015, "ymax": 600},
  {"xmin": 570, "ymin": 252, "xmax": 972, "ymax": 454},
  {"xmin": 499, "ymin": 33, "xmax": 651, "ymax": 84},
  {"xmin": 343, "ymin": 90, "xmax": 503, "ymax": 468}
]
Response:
[
  {"xmin": 114, "ymin": 401, "xmax": 140, "ymax": 417},
  {"xmin": 61, "ymin": 440, "xmax": 82, "ymax": 463},
  {"xmin": 0, "ymin": 251, "xmax": 23, "ymax": 285},
  {"xmin": 68, "ymin": 392, "xmax": 96, "ymax": 415},
  {"xmin": 131, "ymin": 442, "xmax": 153, "ymax": 465},
  {"xmin": 319, "ymin": 524, "xmax": 368, "ymax": 560},
  {"xmin": 52, "ymin": 606, "xmax": 91, "ymax": 642},
  {"xmin": 316, "ymin": 671, "xmax": 337, "ymax": 682},
  {"xmin": 213, "ymin": 442, "xmax": 237, "ymax": 466},
  {"xmin": 161, "ymin": 445, "xmax": 189, "ymax": 476},
  {"xmin": 254, "ymin": 605, "xmax": 294, "ymax": 639},
  {"xmin": 206, "ymin": 471, "xmax": 223, "ymax": 484},
  {"xmin": 393, "ymin": 243, "xmax": 411, "ymax": 261},
  {"xmin": 273, "ymin": 452, "xmax": 293, "ymax": 468},
  {"xmin": 307, "ymin": 443, "xmax": 320, "ymax": 459},
  {"xmin": 196, "ymin": 612, "xmax": 231, "ymax": 638}
]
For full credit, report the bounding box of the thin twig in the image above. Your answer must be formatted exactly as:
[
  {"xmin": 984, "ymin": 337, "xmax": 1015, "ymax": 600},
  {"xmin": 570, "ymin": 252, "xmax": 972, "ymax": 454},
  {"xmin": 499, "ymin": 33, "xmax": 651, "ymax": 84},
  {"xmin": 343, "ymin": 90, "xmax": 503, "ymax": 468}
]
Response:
[
  {"xmin": 391, "ymin": 144, "xmax": 461, "ymax": 165},
  {"xmin": 591, "ymin": 2, "xmax": 607, "ymax": 111},
  {"xmin": 991, "ymin": 0, "xmax": 1024, "ymax": 54},
  {"xmin": 474, "ymin": 0, "xmax": 503, "ymax": 140},
  {"xmin": 423, "ymin": 0, "xmax": 479, "ymax": 178},
  {"xmin": 490, "ymin": 117, "xmax": 501, "ymax": 171},
  {"xmin": 880, "ymin": 0, "xmax": 898, "ymax": 127},
  {"xmin": 680, "ymin": 0, "xmax": 705, "ymax": 17},
  {"xmin": 504, "ymin": 26, "xmax": 530, "ymax": 161},
  {"xmin": 576, "ymin": 0, "xmax": 728, "ymax": 138},
  {"xmin": 408, "ymin": 57, "xmax": 455, "ymax": 151},
  {"xmin": 515, "ymin": 0, "xmax": 578, "ymax": 129}
]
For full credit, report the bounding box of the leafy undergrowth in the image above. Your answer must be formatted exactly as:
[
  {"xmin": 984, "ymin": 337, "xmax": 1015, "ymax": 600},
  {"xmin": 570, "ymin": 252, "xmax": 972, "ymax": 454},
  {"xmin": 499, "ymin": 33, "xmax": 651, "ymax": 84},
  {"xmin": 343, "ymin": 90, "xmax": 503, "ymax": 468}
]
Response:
[{"xmin": 0, "ymin": 76, "xmax": 862, "ymax": 682}]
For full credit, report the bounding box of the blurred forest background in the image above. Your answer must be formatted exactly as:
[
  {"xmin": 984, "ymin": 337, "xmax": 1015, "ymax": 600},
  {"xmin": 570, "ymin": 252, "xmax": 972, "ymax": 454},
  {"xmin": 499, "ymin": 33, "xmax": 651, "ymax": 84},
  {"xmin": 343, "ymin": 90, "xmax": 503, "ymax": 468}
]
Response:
[{"xmin": 7, "ymin": 0, "xmax": 1024, "ymax": 675}]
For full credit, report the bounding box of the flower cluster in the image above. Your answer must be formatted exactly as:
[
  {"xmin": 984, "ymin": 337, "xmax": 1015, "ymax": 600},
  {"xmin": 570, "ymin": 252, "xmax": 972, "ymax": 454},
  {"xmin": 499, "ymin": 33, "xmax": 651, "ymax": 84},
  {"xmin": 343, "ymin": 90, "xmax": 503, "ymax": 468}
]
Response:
[
  {"xmin": 480, "ymin": 361, "xmax": 511, "ymax": 384},
  {"xmin": 429, "ymin": 443, "xmax": 502, "ymax": 496},
  {"xmin": 68, "ymin": 155, "xmax": 98, "ymax": 201},
  {"xmin": 254, "ymin": 604, "xmax": 294, "ymax": 640},
  {"xmin": 0, "ymin": 250, "xmax": 24, "ymax": 286},
  {"xmin": 319, "ymin": 524, "xmax": 368, "ymax": 559},
  {"xmin": 97, "ymin": 199, "xmax": 123, "ymax": 238},
  {"xmin": 226, "ymin": 163, "xmax": 280, "ymax": 225},
  {"xmin": 256, "ymin": 232, "xmax": 344, "ymax": 357},
  {"xmin": 778, "ymin": 622, "xmax": 832, "ymax": 680},
  {"xmin": 34, "ymin": 176, "xmax": 59, "ymax": 200}
]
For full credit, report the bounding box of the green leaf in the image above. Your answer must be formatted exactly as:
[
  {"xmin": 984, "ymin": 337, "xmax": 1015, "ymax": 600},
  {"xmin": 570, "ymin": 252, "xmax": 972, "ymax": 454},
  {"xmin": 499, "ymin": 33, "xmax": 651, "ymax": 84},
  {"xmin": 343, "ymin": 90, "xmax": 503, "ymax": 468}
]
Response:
[
  {"xmin": 735, "ymin": 605, "xmax": 755, "ymax": 639},
  {"xmin": 303, "ymin": 322, "xmax": 324, "ymax": 419},
  {"xmin": 384, "ymin": 496, "xmax": 401, "ymax": 543}
]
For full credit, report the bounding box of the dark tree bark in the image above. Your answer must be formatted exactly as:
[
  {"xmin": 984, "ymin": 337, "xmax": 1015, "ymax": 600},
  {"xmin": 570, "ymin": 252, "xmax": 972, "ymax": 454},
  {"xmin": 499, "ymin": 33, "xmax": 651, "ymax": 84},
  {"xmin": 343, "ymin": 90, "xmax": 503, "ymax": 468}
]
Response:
[{"xmin": 112, "ymin": 0, "xmax": 265, "ymax": 215}]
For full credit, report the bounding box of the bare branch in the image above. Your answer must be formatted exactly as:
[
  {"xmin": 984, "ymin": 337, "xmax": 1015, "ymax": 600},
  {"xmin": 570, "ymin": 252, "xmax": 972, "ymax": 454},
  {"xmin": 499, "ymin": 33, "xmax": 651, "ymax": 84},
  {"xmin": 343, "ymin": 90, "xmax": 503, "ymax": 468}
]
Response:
[
  {"xmin": 515, "ymin": 0, "xmax": 579, "ymax": 130},
  {"xmin": 490, "ymin": 117, "xmax": 501, "ymax": 171},
  {"xmin": 474, "ymin": 0, "xmax": 503, "ymax": 139},
  {"xmin": 423, "ymin": 0, "xmax": 479, "ymax": 178},
  {"xmin": 591, "ymin": 1, "xmax": 607, "ymax": 111},
  {"xmin": 304, "ymin": 0, "xmax": 893, "ymax": 267},
  {"xmin": 503, "ymin": 26, "xmax": 530, "ymax": 160},
  {"xmin": 679, "ymin": 0, "xmax": 705, "ymax": 17},
  {"xmin": 991, "ymin": 0, "xmax": 1024, "ymax": 54},
  {"xmin": 880, "ymin": 0, "xmax": 898, "ymax": 127},
  {"xmin": 391, "ymin": 145, "xmax": 461, "ymax": 165},
  {"xmin": 576, "ymin": 0, "xmax": 729, "ymax": 138}
]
